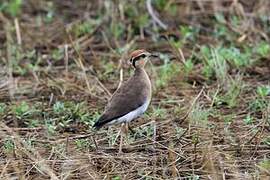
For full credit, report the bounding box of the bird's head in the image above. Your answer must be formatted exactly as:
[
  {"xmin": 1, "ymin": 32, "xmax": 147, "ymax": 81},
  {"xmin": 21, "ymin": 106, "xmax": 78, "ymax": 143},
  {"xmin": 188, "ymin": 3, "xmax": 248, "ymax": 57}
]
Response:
[{"xmin": 129, "ymin": 49, "xmax": 157, "ymax": 68}]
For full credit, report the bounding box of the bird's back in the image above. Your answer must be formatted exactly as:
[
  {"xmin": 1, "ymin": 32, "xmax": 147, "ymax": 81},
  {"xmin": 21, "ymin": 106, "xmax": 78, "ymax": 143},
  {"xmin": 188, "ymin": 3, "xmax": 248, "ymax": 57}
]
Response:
[{"xmin": 93, "ymin": 68, "xmax": 151, "ymax": 128}]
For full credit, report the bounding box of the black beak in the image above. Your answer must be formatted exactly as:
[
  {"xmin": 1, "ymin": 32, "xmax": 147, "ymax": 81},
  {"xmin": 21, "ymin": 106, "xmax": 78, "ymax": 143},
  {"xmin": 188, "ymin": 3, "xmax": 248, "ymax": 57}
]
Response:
[{"xmin": 149, "ymin": 53, "xmax": 159, "ymax": 58}]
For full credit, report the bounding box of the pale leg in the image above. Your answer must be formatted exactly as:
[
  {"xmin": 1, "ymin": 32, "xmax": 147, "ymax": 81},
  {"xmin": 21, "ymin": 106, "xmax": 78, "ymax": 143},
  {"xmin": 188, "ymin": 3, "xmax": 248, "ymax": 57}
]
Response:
[
  {"xmin": 118, "ymin": 123, "xmax": 125, "ymax": 153},
  {"xmin": 153, "ymin": 120, "xmax": 157, "ymax": 143},
  {"xmin": 127, "ymin": 123, "xmax": 135, "ymax": 134}
]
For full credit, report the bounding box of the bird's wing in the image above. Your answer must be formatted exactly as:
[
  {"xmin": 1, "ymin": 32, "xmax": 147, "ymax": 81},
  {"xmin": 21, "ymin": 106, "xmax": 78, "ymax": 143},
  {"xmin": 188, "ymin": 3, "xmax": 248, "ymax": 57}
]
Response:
[{"xmin": 93, "ymin": 78, "xmax": 148, "ymax": 128}]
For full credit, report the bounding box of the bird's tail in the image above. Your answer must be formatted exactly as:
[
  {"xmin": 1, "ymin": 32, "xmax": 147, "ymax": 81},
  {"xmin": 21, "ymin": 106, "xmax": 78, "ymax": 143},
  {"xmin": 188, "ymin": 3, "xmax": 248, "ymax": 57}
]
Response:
[
  {"xmin": 93, "ymin": 114, "xmax": 121, "ymax": 129},
  {"xmin": 92, "ymin": 114, "xmax": 109, "ymax": 129},
  {"xmin": 92, "ymin": 121, "xmax": 103, "ymax": 129}
]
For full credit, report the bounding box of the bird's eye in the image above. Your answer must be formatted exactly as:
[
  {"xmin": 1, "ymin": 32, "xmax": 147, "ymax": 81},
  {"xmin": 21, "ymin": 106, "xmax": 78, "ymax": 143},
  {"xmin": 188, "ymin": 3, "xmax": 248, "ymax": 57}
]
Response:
[
  {"xmin": 140, "ymin": 54, "xmax": 146, "ymax": 58},
  {"xmin": 129, "ymin": 58, "xmax": 132, "ymax": 62}
]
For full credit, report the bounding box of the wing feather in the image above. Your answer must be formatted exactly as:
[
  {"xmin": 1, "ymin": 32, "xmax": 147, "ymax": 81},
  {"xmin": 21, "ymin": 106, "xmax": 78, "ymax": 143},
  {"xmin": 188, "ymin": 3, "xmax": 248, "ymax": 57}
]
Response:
[{"xmin": 93, "ymin": 74, "xmax": 149, "ymax": 128}]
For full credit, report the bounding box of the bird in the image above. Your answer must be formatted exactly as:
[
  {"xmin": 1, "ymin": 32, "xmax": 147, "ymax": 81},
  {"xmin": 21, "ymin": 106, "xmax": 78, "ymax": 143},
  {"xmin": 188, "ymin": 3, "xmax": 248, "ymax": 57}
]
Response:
[{"xmin": 93, "ymin": 49, "xmax": 156, "ymax": 153}]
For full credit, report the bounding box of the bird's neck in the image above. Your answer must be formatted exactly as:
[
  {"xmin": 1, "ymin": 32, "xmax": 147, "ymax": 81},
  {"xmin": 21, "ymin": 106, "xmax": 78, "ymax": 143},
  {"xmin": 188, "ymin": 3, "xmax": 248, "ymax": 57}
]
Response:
[
  {"xmin": 134, "ymin": 67, "xmax": 147, "ymax": 76},
  {"xmin": 134, "ymin": 67, "xmax": 152, "ymax": 101},
  {"xmin": 134, "ymin": 67, "xmax": 151, "ymax": 85},
  {"xmin": 135, "ymin": 67, "xmax": 145, "ymax": 74}
]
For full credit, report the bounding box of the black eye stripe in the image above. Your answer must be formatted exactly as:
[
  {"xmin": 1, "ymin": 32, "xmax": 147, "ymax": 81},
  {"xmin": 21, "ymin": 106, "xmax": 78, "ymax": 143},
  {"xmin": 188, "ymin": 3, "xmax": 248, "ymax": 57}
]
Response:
[
  {"xmin": 133, "ymin": 56, "xmax": 140, "ymax": 62},
  {"xmin": 131, "ymin": 53, "xmax": 147, "ymax": 68},
  {"xmin": 132, "ymin": 59, "xmax": 136, "ymax": 67},
  {"xmin": 133, "ymin": 54, "xmax": 146, "ymax": 62}
]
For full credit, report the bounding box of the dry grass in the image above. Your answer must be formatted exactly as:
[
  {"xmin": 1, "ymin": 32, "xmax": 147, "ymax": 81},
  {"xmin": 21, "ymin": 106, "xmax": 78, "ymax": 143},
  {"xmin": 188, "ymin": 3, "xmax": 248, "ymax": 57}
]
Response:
[{"xmin": 0, "ymin": 0, "xmax": 270, "ymax": 179}]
